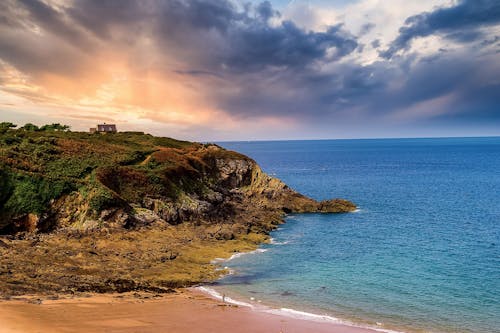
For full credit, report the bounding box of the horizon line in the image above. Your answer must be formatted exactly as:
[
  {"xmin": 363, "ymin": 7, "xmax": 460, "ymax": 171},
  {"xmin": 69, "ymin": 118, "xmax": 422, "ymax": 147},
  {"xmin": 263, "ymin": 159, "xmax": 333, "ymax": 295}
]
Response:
[{"xmin": 213, "ymin": 135, "xmax": 500, "ymax": 143}]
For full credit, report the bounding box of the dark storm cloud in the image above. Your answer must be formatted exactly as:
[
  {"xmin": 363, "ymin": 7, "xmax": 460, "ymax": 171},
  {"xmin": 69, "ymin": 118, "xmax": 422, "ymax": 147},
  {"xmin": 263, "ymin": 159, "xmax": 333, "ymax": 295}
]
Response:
[
  {"xmin": 222, "ymin": 22, "xmax": 358, "ymax": 71},
  {"xmin": 152, "ymin": 0, "xmax": 358, "ymax": 72},
  {"xmin": 214, "ymin": 59, "xmax": 391, "ymax": 118},
  {"xmin": 66, "ymin": 0, "xmax": 358, "ymax": 72},
  {"xmin": 381, "ymin": 0, "xmax": 500, "ymax": 58},
  {"xmin": 216, "ymin": 45, "xmax": 499, "ymax": 124},
  {"xmin": 364, "ymin": 51, "xmax": 500, "ymax": 123},
  {"xmin": 0, "ymin": 0, "xmax": 499, "ymax": 129}
]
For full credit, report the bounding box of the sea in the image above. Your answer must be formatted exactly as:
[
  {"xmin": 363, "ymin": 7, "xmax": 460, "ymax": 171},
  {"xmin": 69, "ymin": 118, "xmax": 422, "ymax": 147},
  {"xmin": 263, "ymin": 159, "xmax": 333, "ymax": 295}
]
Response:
[{"xmin": 212, "ymin": 137, "xmax": 500, "ymax": 333}]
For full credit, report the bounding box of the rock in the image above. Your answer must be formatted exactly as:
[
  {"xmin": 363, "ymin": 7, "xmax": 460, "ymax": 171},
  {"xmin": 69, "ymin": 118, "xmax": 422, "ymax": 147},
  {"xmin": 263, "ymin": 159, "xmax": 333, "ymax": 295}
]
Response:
[
  {"xmin": 132, "ymin": 209, "xmax": 164, "ymax": 226},
  {"xmin": 318, "ymin": 199, "xmax": 357, "ymax": 213},
  {"xmin": 0, "ymin": 239, "xmax": 9, "ymax": 249},
  {"xmin": 215, "ymin": 158, "xmax": 253, "ymax": 188}
]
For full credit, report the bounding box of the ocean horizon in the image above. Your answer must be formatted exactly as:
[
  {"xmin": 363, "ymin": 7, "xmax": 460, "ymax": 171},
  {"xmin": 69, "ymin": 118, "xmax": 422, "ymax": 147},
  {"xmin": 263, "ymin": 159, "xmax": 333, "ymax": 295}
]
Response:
[
  {"xmin": 216, "ymin": 137, "xmax": 500, "ymax": 333},
  {"xmin": 216, "ymin": 135, "xmax": 500, "ymax": 144}
]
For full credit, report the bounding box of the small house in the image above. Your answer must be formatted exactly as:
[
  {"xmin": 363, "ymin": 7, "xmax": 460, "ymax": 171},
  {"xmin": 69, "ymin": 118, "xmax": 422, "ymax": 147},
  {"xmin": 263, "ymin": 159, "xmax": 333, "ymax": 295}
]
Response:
[{"xmin": 90, "ymin": 123, "xmax": 117, "ymax": 133}]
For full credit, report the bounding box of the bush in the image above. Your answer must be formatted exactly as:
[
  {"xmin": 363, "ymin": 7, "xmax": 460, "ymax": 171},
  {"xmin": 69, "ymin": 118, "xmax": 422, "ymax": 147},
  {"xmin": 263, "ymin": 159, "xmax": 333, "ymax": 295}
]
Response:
[
  {"xmin": 40, "ymin": 123, "xmax": 70, "ymax": 132},
  {"xmin": 1, "ymin": 135, "xmax": 21, "ymax": 145},
  {"xmin": 0, "ymin": 122, "xmax": 16, "ymax": 134},
  {"xmin": 0, "ymin": 167, "xmax": 13, "ymax": 208},
  {"xmin": 20, "ymin": 123, "xmax": 40, "ymax": 131},
  {"xmin": 89, "ymin": 187, "xmax": 118, "ymax": 212},
  {"xmin": 2, "ymin": 173, "xmax": 75, "ymax": 217}
]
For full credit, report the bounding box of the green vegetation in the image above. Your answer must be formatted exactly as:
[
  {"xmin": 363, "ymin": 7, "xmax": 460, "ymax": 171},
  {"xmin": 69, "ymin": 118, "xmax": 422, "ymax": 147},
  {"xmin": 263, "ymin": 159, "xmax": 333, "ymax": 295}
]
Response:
[
  {"xmin": 0, "ymin": 122, "xmax": 16, "ymax": 134},
  {"xmin": 40, "ymin": 123, "xmax": 70, "ymax": 131},
  {"xmin": 2, "ymin": 173, "xmax": 74, "ymax": 216},
  {"xmin": 2, "ymin": 122, "xmax": 71, "ymax": 133},
  {"xmin": 0, "ymin": 125, "xmax": 197, "ymax": 231},
  {"xmin": 19, "ymin": 123, "xmax": 39, "ymax": 131}
]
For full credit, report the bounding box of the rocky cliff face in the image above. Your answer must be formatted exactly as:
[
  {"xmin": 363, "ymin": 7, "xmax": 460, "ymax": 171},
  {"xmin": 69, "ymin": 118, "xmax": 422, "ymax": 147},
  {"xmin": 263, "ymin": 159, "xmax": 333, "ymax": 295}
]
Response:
[
  {"xmin": 14, "ymin": 144, "xmax": 355, "ymax": 234},
  {"xmin": 0, "ymin": 132, "xmax": 355, "ymax": 296}
]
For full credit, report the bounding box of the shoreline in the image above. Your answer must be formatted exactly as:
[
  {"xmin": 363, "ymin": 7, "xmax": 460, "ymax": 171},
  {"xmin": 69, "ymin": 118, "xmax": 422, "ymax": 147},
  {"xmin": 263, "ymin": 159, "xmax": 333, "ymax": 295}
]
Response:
[
  {"xmin": 0, "ymin": 289, "xmax": 382, "ymax": 333},
  {"xmin": 203, "ymin": 220, "xmax": 405, "ymax": 333},
  {"xmin": 196, "ymin": 286, "xmax": 404, "ymax": 333}
]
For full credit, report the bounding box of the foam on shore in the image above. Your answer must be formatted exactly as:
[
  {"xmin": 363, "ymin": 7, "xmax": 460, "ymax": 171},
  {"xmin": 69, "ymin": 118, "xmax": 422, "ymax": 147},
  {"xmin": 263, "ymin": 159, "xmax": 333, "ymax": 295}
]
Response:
[
  {"xmin": 211, "ymin": 248, "xmax": 268, "ymax": 264},
  {"xmin": 228, "ymin": 248, "xmax": 268, "ymax": 261},
  {"xmin": 269, "ymin": 238, "xmax": 290, "ymax": 245},
  {"xmin": 196, "ymin": 286, "xmax": 254, "ymax": 308},
  {"xmin": 196, "ymin": 286, "xmax": 405, "ymax": 333}
]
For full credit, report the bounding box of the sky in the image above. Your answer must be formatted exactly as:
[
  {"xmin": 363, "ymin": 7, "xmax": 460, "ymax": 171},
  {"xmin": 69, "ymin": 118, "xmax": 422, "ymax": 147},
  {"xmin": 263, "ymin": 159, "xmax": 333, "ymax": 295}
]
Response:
[{"xmin": 0, "ymin": 0, "xmax": 499, "ymax": 141}]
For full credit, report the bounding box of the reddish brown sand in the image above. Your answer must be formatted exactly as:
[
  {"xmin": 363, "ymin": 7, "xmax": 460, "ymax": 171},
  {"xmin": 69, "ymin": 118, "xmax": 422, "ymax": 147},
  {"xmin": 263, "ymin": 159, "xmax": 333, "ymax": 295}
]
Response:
[{"xmin": 0, "ymin": 290, "xmax": 379, "ymax": 333}]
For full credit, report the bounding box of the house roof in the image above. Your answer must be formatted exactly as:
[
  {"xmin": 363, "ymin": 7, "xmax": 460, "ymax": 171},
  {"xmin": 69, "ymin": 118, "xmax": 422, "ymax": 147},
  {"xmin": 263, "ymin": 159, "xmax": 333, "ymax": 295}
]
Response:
[{"xmin": 97, "ymin": 124, "xmax": 117, "ymax": 131}]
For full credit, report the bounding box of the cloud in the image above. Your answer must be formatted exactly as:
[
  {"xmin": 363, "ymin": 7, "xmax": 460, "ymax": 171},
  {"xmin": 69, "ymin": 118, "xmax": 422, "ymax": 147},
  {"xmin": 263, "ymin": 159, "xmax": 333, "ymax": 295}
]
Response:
[
  {"xmin": 359, "ymin": 22, "xmax": 375, "ymax": 35},
  {"xmin": 0, "ymin": 0, "xmax": 499, "ymax": 140},
  {"xmin": 371, "ymin": 39, "xmax": 381, "ymax": 48},
  {"xmin": 221, "ymin": 22, "xmax": 358, "ymax": 72},
  {"xmin": 67, "ymin": 0, "xmax": 149, "ymax": 39},
  {"xmin": 381, "ymin": 0, "xmax": 500, "ymax": 58},
  {"xmin": 255, "ymin": 1, "xmax": 280, "ymax": 22},
  {"xmin": 17, "ymin": 0, "xmax": 83, "ymax": 41},
  {"xmin": 149, "ymin": 0, "xmax": 358, "ymax": 73},
  {"xmin": 0, "ymin": 0, "xmax": 359, "ymax": 100}
]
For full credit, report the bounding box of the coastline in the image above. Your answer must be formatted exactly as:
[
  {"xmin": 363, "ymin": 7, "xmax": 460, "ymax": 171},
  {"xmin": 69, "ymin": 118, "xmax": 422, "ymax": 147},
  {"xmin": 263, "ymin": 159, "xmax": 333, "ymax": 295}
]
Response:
[
  {"xmin": 201, "ymin": 215, "xmax": 406, "ymax": 333},
  {"xmin": 0, "ymin": 289, "xmax": 381, "ymax": 333},
  {"xmin": 196, "ymin": 286, "xmax": 403, "ymax": 333}
]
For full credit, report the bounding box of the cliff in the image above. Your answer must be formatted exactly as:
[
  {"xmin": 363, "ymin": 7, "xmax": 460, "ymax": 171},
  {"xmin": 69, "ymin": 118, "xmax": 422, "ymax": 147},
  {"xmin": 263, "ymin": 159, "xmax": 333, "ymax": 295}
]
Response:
[{"xmin": 0, "ymin": 129, "xmax": 355, "ymax": 296}]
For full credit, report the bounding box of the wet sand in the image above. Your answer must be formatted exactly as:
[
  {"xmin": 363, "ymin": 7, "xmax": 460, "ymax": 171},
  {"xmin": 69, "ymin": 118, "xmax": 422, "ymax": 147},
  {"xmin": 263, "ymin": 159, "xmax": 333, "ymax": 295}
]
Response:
[{"xmin": 0, "ymin": 290, "xmax": 379, "ymax": 333}]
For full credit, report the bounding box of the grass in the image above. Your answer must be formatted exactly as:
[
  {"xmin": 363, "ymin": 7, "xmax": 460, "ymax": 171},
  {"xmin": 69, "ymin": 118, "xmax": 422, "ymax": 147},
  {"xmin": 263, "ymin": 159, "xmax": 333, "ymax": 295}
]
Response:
[{"xmin": 0, "ymin": 127, "xmax": 201, "ymax": 231}]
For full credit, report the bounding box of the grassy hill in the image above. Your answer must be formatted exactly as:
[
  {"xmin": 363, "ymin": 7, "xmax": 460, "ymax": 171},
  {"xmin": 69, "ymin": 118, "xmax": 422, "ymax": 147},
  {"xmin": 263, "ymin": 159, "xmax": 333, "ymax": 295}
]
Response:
[{"xmin": 0, "ymin": 125, "xmax": 229, "ymax": 232}]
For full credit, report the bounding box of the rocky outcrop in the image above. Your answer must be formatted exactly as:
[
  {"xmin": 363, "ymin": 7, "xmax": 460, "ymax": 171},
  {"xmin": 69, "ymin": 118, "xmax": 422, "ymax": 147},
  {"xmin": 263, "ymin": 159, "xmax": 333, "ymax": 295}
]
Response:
[
  {"xmin": 129, "ymin": 150, "xmax": 354, "ymax": 229},
  {"xmin": 31, "ymin": 146, "xmax": 356, "ymax": 232},
  {"xmin": 0, "ymin": 137, "xmax": 356, "ymax": 296}
]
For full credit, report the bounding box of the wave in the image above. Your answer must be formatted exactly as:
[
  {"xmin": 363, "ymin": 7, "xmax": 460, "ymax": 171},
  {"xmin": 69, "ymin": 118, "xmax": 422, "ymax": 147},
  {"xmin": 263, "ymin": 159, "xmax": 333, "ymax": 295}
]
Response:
[
  {"xmin": 227, "ymin": 248, "xmax": 268, "ymax": 261},
  {"xmin": 196, "ymin": 286, "xmax": 255, "ymax": 308},
  {"xmin": 196, "ymin": 286, "xmax": 406, "ymax": 333},
  {"xmin": 266, "ymin": 308, "xmax": 404, "ymax": 333},
  {"xmin": 210, "ymin": 248, "xmax": 268, "ymax": 264},
  {"xmin": 269, "ymin": 238, "xmax": 290, "ymax": 245}
]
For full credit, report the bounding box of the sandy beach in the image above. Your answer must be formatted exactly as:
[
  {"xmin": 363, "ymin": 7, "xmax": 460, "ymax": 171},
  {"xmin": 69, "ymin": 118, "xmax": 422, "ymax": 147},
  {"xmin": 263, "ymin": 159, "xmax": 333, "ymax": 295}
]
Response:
[{"xmin": 0, "ymin": 289, "xmax": 379, "ymax": 333}]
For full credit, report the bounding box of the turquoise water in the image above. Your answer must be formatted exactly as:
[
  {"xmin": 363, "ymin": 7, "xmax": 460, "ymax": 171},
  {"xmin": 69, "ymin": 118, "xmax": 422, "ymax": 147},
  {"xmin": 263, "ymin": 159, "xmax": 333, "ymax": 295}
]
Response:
[{"xmin": 216, "ymin": 138, "xmax": 500, "ymax": 333}]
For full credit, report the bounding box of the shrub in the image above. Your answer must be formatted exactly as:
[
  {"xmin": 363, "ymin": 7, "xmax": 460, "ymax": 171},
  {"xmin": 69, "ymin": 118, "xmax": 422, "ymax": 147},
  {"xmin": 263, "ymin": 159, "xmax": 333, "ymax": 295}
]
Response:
[
  {"xmin": 0, "ymin": 122, "xmax": 17, "ymax": 134},
  {"xmin": 20, "ymin": 123, "xmax": 40, "ymax": 131},
  {"xmin": 2, "ymin": 173, "xmax": 75, "ymax": 217},
  {"xmin": 40, "ymin": 123, "xmax": 70, "ymax": 132},
  {"xmin": 0, "ymin": 167, "xmax": 13, "ymax": 208},
  {"xmin": 89, "ymin": 186, "xmax": 118, "ymax": 212}
]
